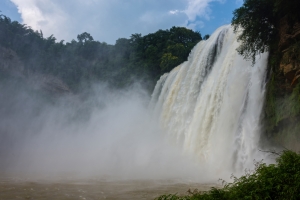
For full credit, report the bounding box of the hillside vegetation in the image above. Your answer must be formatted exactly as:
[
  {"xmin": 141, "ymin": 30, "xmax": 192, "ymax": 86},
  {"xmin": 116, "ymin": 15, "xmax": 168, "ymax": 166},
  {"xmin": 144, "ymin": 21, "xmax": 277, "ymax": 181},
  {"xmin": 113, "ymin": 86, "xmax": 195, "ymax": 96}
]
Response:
[{"xmin": 0, "ymin": 14, "xmax": 202, "ymax": 92}]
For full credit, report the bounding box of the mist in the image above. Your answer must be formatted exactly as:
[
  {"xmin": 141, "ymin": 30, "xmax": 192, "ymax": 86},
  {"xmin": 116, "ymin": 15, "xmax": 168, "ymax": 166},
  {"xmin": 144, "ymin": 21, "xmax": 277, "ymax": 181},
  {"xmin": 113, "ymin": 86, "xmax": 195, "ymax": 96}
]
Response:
[{"xmin": 0, "ymin": 78, "xmax": 209, "ymax": 182}]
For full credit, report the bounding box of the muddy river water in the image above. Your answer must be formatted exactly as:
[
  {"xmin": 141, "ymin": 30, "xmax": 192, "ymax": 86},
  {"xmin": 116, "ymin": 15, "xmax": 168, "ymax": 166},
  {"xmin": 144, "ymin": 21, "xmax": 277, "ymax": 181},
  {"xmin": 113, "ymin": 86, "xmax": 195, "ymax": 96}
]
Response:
[{"xmin": 0, "ymin": 177, "xmax": 218, "ymax": 200}]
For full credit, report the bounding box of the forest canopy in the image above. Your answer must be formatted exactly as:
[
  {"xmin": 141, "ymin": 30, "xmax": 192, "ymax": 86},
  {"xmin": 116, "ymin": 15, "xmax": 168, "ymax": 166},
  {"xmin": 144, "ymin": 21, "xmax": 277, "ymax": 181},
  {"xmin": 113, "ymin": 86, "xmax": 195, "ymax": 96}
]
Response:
[{"xmin": 0, "ymin": 14, "xmax": 202, "ymax": 91}]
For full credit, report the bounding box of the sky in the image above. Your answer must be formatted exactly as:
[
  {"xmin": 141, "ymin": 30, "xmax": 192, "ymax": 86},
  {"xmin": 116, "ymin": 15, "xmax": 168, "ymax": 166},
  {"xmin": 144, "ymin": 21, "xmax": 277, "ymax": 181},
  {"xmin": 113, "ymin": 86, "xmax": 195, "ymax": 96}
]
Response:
[{"xmin": 0, "ymin": 0, "xmax": 243, "ymax": 44}]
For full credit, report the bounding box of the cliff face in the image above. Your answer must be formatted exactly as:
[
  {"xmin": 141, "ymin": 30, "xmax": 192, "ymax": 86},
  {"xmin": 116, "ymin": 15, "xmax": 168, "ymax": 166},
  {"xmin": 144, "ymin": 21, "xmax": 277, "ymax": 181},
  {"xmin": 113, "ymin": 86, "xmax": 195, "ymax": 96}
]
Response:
[
  {"xmin": 264, "ymin": 17, "xmax": 300, "ymax": 151},
  {"xmin": 279, "ymin": 16, "xmax": 300, "ymax": 87}
]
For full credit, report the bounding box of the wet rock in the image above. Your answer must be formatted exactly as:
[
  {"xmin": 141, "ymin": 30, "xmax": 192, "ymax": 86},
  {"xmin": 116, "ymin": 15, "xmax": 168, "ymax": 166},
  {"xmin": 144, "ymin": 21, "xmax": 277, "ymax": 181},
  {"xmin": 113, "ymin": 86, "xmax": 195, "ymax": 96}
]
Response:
[
  {"xmin": 278, "ymin": 16, "xmax": 300, "ymax": 52},
  {"xmin": 278, "ymin": 16, "xmax": 300, "ymax": 86}
]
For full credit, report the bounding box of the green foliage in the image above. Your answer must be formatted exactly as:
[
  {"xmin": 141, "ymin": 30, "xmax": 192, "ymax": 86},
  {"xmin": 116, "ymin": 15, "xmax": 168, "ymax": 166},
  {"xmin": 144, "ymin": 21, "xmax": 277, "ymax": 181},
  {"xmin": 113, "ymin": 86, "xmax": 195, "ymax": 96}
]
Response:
[
  {"xmin": 160, "ymin": 53, "xmax": 180, "ymax": 72},
  {"xmin": 203, "ymin": 35, "xmax": 210, "ymax": 40},
  {"xmin": 231, "ymin": 0, "xmax": 277, "ymax": 63},
  {"xmin": 232, "ymin": 0, "xmax": 300, "ymax": 64},
  {"xmin": 288, "ymin": 82, "xmax": 300, "ymax": 116},
  {"xmin": 77, "ymin": 32, "xmax": 94, "ymax": 43},
  {"xmin": 0, "ymin": 14, "xmax": 201, "ymax": 91},
  {"xmin": 156, "ymin": 151, "xmax": 300, "ymax": 200},
  {"xmin": 129, "ymin": 26, "xmax": 202, "ymax": 79}
]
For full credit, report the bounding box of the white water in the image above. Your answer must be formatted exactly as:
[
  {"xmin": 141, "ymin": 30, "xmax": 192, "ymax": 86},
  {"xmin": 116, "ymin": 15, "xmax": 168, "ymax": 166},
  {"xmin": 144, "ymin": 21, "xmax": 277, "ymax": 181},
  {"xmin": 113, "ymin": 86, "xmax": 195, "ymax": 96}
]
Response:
[
  {"xmin": 0, "ymin": 25, "xmax": 271, "ymax": 184},
  {"xmin": 150, "ymin": 25, "xmax": 269, "ymax": 176}
]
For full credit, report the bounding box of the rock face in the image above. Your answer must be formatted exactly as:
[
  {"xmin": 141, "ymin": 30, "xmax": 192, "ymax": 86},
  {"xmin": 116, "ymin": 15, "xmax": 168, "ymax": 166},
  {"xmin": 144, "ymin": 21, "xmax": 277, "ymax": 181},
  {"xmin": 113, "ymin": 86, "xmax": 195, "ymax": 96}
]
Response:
[
  {"xmin": 264, "ymin": 16, "xmax": 300, "ymax": 152},
  {"xmin": 279, "ymin": 16, "xmax": 300, "ymax": 87},
  {"xmin": 278, "ymin": 16, "xmax": 300, "ymax": 51}
]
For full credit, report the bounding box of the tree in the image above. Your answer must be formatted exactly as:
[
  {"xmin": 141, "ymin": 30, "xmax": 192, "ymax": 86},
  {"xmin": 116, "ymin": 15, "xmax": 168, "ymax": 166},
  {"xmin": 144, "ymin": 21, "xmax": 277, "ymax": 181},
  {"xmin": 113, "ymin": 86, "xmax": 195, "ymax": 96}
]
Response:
[
  {"xmin": 231, "ymin": 0, "xmax": 277, "ymax": 63},
  {"xmin": 203, "ymin": 34, "xmax": 210, "ymax": 40},
  {"xmin": 0, "ymin": 13, "xmax": 202, "ymax": 91},
  {"xmin": 160, "ymin": 53, "xmax": 180, "ymax": 72},
  {"xmin": 232, "ymin": 0, "xmax": 300, "ymax": 64},
  {"xmin": 77, "ymin": 32, "xmax": 94, "ymax": 43}
]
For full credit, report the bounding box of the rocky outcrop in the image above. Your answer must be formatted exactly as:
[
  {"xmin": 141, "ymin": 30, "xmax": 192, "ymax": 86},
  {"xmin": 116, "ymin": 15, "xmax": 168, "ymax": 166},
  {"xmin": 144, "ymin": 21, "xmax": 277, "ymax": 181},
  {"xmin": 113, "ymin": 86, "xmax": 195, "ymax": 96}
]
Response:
[
  {"xmin": 263, "ymin": 16, "xmax": 300, "ymax": 152},
  {"xmin": 280, "ymin": 52, "xmax": 300, "ymax": 87},
  {"xmin": 278, "ymin": 16, "xmax": 300, "ymax": 87},
  {"xmin": 278, "ymin": 16, "xmax": 300, "ymax": 52}
]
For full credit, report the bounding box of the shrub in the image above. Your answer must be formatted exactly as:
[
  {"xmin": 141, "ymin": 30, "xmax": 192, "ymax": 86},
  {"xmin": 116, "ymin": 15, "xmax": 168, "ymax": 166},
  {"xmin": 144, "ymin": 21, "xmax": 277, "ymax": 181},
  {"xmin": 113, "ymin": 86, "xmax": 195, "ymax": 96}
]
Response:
[{"xmin": 156, "ymin": 150, "xmax": 300, "ymax": 200}]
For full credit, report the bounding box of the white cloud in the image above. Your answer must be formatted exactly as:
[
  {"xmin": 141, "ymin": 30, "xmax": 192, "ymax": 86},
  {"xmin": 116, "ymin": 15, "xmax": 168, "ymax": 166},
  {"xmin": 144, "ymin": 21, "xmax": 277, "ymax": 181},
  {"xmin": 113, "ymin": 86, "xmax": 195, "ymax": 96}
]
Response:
[
  {"xmin": 11, "ymin": 0, "xmax": 68, "ymax": 39},
  {"xmin": 185, "ymin": 0, "xmax": 212, "ymax": 21},
  {"xmin": 187, "ymin": 20, "xmax": 205, "ymax": 30},
  {"xmin": 169, "ymin": 10, "xmax": 181, "ymax": 15},
  {"xmin": 184, "ymin": 0, "xmax": 225, "ymax": 21},
  {"xmin": 10, "ymin": 0, "xmax": 224, "ymax": 44}
]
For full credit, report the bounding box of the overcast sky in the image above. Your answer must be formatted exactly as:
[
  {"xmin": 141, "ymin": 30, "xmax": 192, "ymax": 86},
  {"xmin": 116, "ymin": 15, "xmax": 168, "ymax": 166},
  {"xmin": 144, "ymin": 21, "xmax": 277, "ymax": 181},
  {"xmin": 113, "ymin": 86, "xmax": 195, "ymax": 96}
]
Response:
[{"xmin": 0, "ymin": 0, "xmax": 243, "ymax": 44}]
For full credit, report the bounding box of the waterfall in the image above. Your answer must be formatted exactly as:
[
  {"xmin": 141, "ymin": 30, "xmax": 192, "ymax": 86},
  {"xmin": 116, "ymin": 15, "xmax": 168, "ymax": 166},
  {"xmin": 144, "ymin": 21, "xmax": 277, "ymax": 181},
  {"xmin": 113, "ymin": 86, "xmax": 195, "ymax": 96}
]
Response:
[{"xmin": 150, "ymin": 25, "xmax": 268, "ymax": 174}]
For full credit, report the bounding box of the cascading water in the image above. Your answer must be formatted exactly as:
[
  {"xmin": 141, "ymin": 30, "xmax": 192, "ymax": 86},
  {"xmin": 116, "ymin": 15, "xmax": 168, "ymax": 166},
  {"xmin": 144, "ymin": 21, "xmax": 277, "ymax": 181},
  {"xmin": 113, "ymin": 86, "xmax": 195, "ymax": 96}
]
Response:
[{"xmin": 150, "ymin": 25, "xmax": 269, "ymax": 176}]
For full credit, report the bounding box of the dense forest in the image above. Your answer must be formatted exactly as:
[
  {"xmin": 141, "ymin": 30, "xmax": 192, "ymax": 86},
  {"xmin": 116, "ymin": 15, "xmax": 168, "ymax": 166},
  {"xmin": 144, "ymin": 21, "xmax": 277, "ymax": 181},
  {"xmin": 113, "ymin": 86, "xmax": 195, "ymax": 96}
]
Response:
[{"xmin": 0, "ymin": 14, "xmax": 203, "ymax": 92}]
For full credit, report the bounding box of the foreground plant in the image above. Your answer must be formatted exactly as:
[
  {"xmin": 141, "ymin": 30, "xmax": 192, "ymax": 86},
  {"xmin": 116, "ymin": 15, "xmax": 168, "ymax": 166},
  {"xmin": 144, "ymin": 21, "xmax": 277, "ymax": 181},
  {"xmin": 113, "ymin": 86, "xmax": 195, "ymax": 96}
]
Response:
[{"xmin": 156, "ymin": 150, "xmax": 300, "ymax": 200}]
